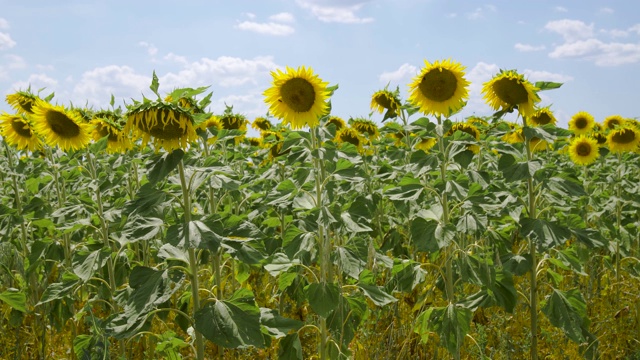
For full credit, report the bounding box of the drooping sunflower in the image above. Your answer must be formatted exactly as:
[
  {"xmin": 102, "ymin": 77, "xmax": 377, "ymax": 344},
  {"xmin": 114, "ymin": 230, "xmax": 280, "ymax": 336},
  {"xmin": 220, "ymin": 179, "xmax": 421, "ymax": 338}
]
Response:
[
  {"xmin": 502, "ymin": 128, "xmax": 524, "ymax": 144},
  {"xmin": 603, "ymin": 115, "xmax": 625, "ymax": 131},
  {"xmin": 350, "ymin": 118, "xmax": 380, "ymax": 140},
  {"xmin": 529, "ymin": 107, "xmax": 557, "ymax": 127},
  {"xmin": 125, "ymin": 101, "xmax": 198, "ymax": 153},
  {"xmin": 30, "ymin": 100, "xmax": 92, "ymax": 151},
  {"xmin": 568, "ymin": 111, "xmax": 595, "ymax": 135},
  {"xmin": 482, "ymin": 69, "xmax": 540, "ymax": 118},
  {"xmin": 245, "ymin": 137, "xmax": 263, "ymax": 147},
  {"xmin": 91, "ymin": 113, "xmax": 132, "ymax": 154},
  {"xmin": 335, "ymin": 127, "xmax": 366, "ymax": 150},
  {"xmin": 408, "ymin": 59, "xmax": 470, "ymax": 117},
  {"xmin": 219, "ymin": 113, "xmax": 248, "ymax": 131},
  {"xmin": 0, "ymin": 113, "xmax": 42, "ymax": 151},
  {"xmin": 446, "ymin": 122, "xmax": 480, "ymax": 153},
  {"xmin": 591, "ymin": 132, "xmax": 607, "ymax": 146},
  {"xmin": 263, "ymin": 66, "xmax": 330, "ymax": 129},
  {"xmin": 6, "ymin": 90, "xmax": 40, "ymax": 114},
  {"xmin": 466, "ymin": 116, "xmax": 488, "ymax": 127},
  {"xmin": 529, "ymin": 137, "xmax": 551, "ymax": 153},
  {"xmin": 415, "ymin": 137, "xmax": 437, "ymax": 153},
  {"xmin": 325, "ymin": 116, "xmax": 346, "ymax": 131},
  {"xmin": 607, "ymin": 126, "xmax": 640, "ymax": 153},
  {"xmin": 568, "ymin": 136, "xmax": 599, "ymax": 165},
  {"xmin": 261, "ymin": 130, "xmax": 288, "ymax": 159},
  {"xmin": 370, "ymin": 88, "xmax": 401, "ymax": 116},
  {"xmin": 251, "ymin": 117, "xmax": 272, "ymax": 132}
]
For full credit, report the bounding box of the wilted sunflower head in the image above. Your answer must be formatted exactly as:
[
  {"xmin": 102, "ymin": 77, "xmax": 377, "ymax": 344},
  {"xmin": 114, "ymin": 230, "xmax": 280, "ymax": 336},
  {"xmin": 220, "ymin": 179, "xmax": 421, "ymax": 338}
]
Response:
[
  {"xmin": 502, "ymin": 128, "xmax": 524, "ymax": 144},
  {"xmin": 350, "ymin": 118, "xmax": 380, "ymax": 140},
  {"xmin": 529, "ymin": 137, "xmax": 551, "ymax": 153},
  {"xmin": 568, "ymin": 111, "xmax": 595, "ymax": 135},
  {"xmin": 263, "ymin": 66, "xmax": 330, "ymax": 129},
  {"xmin": 607, "ymin": 126, "xmax": 640, "ymax": 153},
  {"xmin": 466, "ymin": 116, "xmax": 488, "ymax": 128},
  {"xmin": 529, "ymin": 107, "xmax": 557, "ymax": 126},
  {"xmin": 219, "ymin": 113, "xmax": 248, "ymax": 131},
  {"xmin": 408, "ymin": 59, "xmax": 470, "ymax": 117},
  {"xmin": 446, "ymin": 123, "xmax": 480, "ymax": 140},
  {"xmin": 591, "ymin": 132, "xmax": 607, "ymax": 145},
  {"xmin": 30, "ymin": 100, "xmax": 92, "ymax": 152},
  {"xmin": 603, "ymin": 115, "xmax": 625, "ymax": 131},
  {"xmin": 251, "ymin": 117, "xmax": 272, "ymax": 131},
  {"xmin": 125, "ymin": 101, "xmax": 198, "ymax": 153},
  {"xmin": 325, "ymin": 116, "xmax": 346, "ymax": 131},
  {"xmin": 246, "ymin": 137, "xmax": 263, "ymax": 147},
  {"xmin": 91, "ymin": 114, "xmax": 132, "ymax": 154},
  {"xmin": 568, "ymin": 135, "xmax": 599, "ymax": 166},
  {"xmin": 415, "ymin": 137, "xmax": 437, "ymax": 153},
  {"xmin": 482, "ymin": 69, "xmax": 540, "ymax": 118},
  {"xmin": 335, "ymin": 127, "xmax": 366, "ymax": 150},
  {"xmin": 370, "ymin": 88, "xmax": 401, "ymax": 116},
  {"xmin": 6, "ymin": 90, "xmax": 41, "ymax": 114},
  {"xmin": 0, "ymin": 112, "xmax": 42, "ymax": 151}
]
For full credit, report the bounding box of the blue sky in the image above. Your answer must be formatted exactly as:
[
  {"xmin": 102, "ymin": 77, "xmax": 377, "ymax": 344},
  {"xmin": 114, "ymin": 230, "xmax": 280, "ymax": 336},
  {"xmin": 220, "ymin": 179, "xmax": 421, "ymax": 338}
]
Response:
[{"xmin": 1, "ymin": 0, "xmax": 639, "ymax": 129}]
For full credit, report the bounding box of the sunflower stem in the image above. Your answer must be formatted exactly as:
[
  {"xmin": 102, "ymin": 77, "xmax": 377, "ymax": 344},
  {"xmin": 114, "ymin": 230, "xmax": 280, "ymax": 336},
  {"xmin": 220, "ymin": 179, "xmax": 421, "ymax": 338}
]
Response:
[
  {"xmin": 615, "ymin": 153, "xmax": 622, "ymax": 305},
  {"xmin": 525, "ymin": 133, "xmax": 539, "ymax": 360}
]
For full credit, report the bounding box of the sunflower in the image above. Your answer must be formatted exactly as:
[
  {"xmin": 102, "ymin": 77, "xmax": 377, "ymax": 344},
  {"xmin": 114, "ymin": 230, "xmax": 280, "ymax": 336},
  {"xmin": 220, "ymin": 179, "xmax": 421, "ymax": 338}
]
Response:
[
  {"xmin": 607, "ymin": 127, "xmax": 640, "ymax": 153},
  {"xmin": 263, "ymin": 66, "xmax": 330, "ymax": 129},
  {"xmin": 91, "ymin": 115, "xmax": 132, "ymax": 154},
  {"xmin": 408, "ymin": 59, "xmax": 470, "ymax": 117},
  {"xmin": 246, "ymin": 137, "xmax": 263, "ymax": 147},
  {"xmin": 125, "ymin": 101, "xmax": 198, "ymax": 153},
  {"xmin": 502, "ymin": 128, "xmax": 524, "ymax": 144},
  {"xmin": 568, "ymin": 111, "xmax": 595, "ymax": 135},
  {"xmin": 466, "ymin": 116, "xmax": 488, "ymax": 127},
  {"xmin": 325, "ymin": 116, "xmax": 346, "ymax": 131},
  {"xmin": 415, "ymin": 137, "xmax": 437, "ymax": 153},
  {"xmin": 197, "ymin": 115, "xmax": 221, "ymax": 131},
  {"xmin": 261, "ymin": 130, "xmax": 288, "ymax": 159},
  {"xmin": 219, "ymin": 113, "xmax": 248, "ymax": 131},
  {"xmin": 482, "ymin": 69, "xmax": 540, "ymax": 118},
  {"xmin": 0, "ymin": 113, "xmax": 42, "ymax": 151},
  {"xmin": 446, "ymin": 123, "xmax": 480, "ymax": 153},
  {"xmin": 6, "ymin": 90, "xmax": 40, "ymax": 114},
  {"xmin": 603, "ymin": 115, "xmax": 625, "ymax": 131},
  {"xmin": 335, "ymin": 127, "xmax": 366, "ymax": 150},
  {"xmin": 350, "ymin": 118, "xmax": 380, "ymax": 140},
  {"xmin": 568, "ymin": 136, "xmax": 599, "ymax": 165},
  {"xmin": 251, "ymin": 117, "xmax": 272, "ymax": 132},
  {"xmin": 370, "ymin": 88, "xmax": 401, "ymax": 116},
  {"xmin": 591, "ymin": 132, "xmax": 607, "ymax": 146},
  {"xmin": 529, "ymin": 107, "xmax": 557, "ymax": 127},
  {"xmin": 30, "ymin": 100, "xmax": 92, "ymax": 151},
  {"xmin": 529, "ymin": 137, "xmax": 550, "ymax": 153}
]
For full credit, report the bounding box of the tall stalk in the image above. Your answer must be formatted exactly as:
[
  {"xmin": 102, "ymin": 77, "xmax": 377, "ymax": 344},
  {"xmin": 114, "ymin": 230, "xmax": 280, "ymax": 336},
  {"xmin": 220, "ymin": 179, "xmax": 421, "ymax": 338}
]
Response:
[{"xmin": 524, "ymin": 135, "xmax": 539, "ymax": 360}]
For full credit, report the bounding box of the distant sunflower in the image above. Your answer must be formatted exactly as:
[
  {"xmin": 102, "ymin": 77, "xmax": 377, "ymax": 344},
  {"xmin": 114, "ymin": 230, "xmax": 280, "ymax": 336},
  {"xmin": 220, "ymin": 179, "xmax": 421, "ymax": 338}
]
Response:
[
  {"xmin": 6, "ymin": 91, "xmax": 39, "ymax": 114},
  {"xmin": 529, "ymin": 107, "xmax": 557, "ymax": 126},
  {"xmin": 335, "ymin": 127, "xmax": 365, "ymax": 150},
  {"xmin": 263, "ymin": 66, "xmax": 330, "ymax": 129},
  {"xmin": 125, "ymin": 101, "xmax": 197, "ymax": 152},
  {"xmin": 219, "ymin": 113, "xmax": 248, "ymax": 131},
  {"xmin": 30, "ymin": 100, "xmax": 92, "ymax": 151},
  {"xmin": 197, "ymin": 115, "xmax": 221, "ymax": 131},
  {"xmin": 568, "ymin": 111, "xmax": 595, "ymax": 135},
  {"xmin": 387, "ymin": 131, "xmax": 405, "ymax": 146},
  {"xmin": 502, "ymin": 128, "xmax": 524, "ymax": 144},
  {"xmin": 482, "ymin": 69, "xmax": 540, "ymax": 118},
  {"xmin": 568, "ymin": 135, "xmax": 599, "ymax": 166},
  {"xmin": 91, "ymin": 116, "xmax": 132, "ymax": 154},
  {"xmin": 446, "ymin": 122, "xmax": 480, "ymax": 153},
  {"xmin": 591, "ymin": 132, "xmax": 607, "ymax": 146},
  {"xmin": 529, "ymin": 137, "xmax": 550, "ymax": 153},
  {"xmin": 607, "ymin": 127, "xmax": 640, "ymax": 153},
  {"xmin": 246, "ymin": 137, "xmax": 263, "ymax": 147},
  {"xmin": 325, "ymin": 116, "xmax": 346, "ymax": 130},
  {"xmin": 370, "ymin": 88, "xmax": 401, "ymax": 116},
  {"xmin": 603, "ymin": 115, "xmax": 625, "ymax": 131},
  {"xmin": 0, "ymin": 113, "xmax": 42, "ymax": 151},
  {"xmin": 251, "ymin": 117, "xmax": 272, "ymax": 132},
  {"xmin": 408, "ymin": 59, "xmax": 470, "ymax": 117},
  {"xmin": 350, "ymin": 118, "xmax": 380, "ymax": 140},
  {"xmin": 261, "ymin": 130, "xmax": 288, "ymax": 159},
  {"xmin": 466, "ymin": 116, "xmax": 488, "ymax": 127},
  {"xmin": 415, "ymin": 137, "xmax": 437, "ymax": 153}
]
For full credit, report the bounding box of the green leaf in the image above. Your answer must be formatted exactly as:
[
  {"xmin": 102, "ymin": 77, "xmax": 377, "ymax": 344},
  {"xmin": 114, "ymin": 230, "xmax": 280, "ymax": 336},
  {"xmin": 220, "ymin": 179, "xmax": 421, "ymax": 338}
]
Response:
[
  {"xmin": 147, "ymin": 149, "xmax": 184, "ymax": 185},
  {"xmin": 72, "ymin": 248, "xmax": 110, "ymax": 283},
  {"xmin": 120, "ymin": 216, "xmax": 164, "ymax": 245},
  {"xmin": 335, "ymin": 247, "xmax": 365, "ymax": 279},
  {"xmin": 124, "ymin": 183, "xmax": 168, "ymax": 216},
  {"xmin": 414, "ymin": 304, "xmax": 472, "ymax": 356},
  {"xmin": 195, "ymin": 297, "xmax": 263, "ymax": 348},
  {"xmin": 150, "ymin": 70, "xmax": 160, "ymax": 98},
  {"xmin": 260, "ymin": 308, "xmax": 303, "ymax": 339},
  {"xmin": 38, "ymin": 273, "xmax": 81, "ymax": 305},
  {"xmin": 263, "ymin": 253, "xmax": 297, "ymax": 277},
  {"xmin": 411, "ymin": 218, "xmax": 455, "ymax": 252},
  {"xmin": 498, "ymin": 154, "xmax": 542, "ymax": 182},
  {"xmin": 340, "ymin": 212, "xmax": 372, "ymax": 233},
  {"xmin": 306, "ymin": 282, "xmax": 340, "ymax": 318},
  {"xmin": 0, "ymin": 289, "xmax": 27, "ymax": 313},
  {"xmin": 541, "ymin": 288, "xmax": 592, "ymax": 344},
  {"xmin": 157, "ymin": 243, "xmax": 189, "ymax": 265},
  {"xmin": 534, "ymin": 81, "xmax": 563, "ymax": 91},
  {"xmin": 520, "ymin": 218, "xmax": 572, "ymax": 251},
  {"xmin": 326, "ymin": 294, "xmax": 366, "ymax": 349},
  {"xmin": 278, "ymin": 333, "xmax": 303, "ymax": 360},
  {"xmin": 357, "ymin": 284, "xmax": 397, "ymax": 306}
]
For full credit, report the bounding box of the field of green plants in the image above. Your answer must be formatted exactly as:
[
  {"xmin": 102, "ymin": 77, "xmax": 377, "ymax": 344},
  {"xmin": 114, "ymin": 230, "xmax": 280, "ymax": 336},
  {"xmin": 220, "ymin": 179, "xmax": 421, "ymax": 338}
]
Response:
[{"xmin": 0, "ymin": 61, "xmax": 639, "ymax": 360}]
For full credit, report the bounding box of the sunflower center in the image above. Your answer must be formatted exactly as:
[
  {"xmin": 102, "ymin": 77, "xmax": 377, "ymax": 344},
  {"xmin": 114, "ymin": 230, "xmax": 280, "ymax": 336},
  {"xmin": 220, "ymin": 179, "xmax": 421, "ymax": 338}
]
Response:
[
  {"xmin": 19, "ymin": 98, "xmax": 35, "ymax": 114},
  {"xmin": 375, "ymin": 94, "xmax": 394, "ymax": 109},
  {"xmin": 46, "ymin": 110, "xmax": 81, "ymax": 138},
  {"xmin": 594, "ymin": 133, "xmax": 607, "ymax": 144},
  {"xmin": 11, "ymin": 118, "xmax": 33, "ymax": 137},
  {"xmin": 574, "ymin": 117, "xmax": 588, "ymax": 129},
  {"xmin": 611, "ymin": 128, "xmax": 636, "ymax": 144},
  {"xmin": 339, "ymin": 131, "xmax": 360, "ymax": 146},
  {"xmin": 533, "ymin": 113, "xmax": 552, "ymax": 125},
  {"xmin": 137, "ymin": 109, "xmax": 188, "ymax": 140},
  {"xmin": 492, "ymin": 78, "xmax": 529, "ymax": 106},
  {"xmin": 576, "ymin": 142, "xmax": 592, "ymax": 156},
  {"xmin": 606, "ymin": 119, "xmax": 620, "ymax": 129},
  {"xmin": 280, "ymin": 78, "xmax": 316, "ymax": 112},
  {"xmin": 418, "ymin": 69, "xmax": 457, "ymax": 102}
]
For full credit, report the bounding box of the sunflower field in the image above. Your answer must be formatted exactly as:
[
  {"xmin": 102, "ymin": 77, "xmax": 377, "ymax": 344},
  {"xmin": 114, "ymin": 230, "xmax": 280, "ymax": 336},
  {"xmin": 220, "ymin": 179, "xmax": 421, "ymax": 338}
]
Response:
[{"xmin": 0, "ymin": 60, "xmax": 639, "ymax": 360}]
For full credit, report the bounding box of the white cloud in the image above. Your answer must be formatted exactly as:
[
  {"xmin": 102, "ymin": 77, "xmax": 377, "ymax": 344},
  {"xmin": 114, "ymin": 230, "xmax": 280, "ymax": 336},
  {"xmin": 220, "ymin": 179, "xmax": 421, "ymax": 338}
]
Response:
[
  {"xmin": 164, "ymin": 52, "xmax": 188, "ymax": 66},
  {"xmin": 549, "ymin": 39, "xmax": 640, "ymax": 66},
  {"xmin": 138, "ymin": 41, "xmax": 158, "ymax": 56},
  {"xmin": 36, "ymin": 64, "xmax": 55, "ymax": 71},
  {"xmin": 5, "ymin": 54, "xmax": 26, "ymax": 69},
  {"xmin": 514, "ymin": 43, "xmax": 546, "ymax": 52},
  {"xmin": 378, "ymin": 63, "xmax": 417, "ymax": 84},
  {"xmin": 545, "ymin": 19, "xmax": 594, "ymax": 42},
  {"xmin": 0, "ymin": 32, "xmax": 16, "ymax": 50},
  {"xmin": 71, "ymin": 65, "xmax": 150, "ymax": 107},
  {"xmin": 9, "ymin": 73, "xmax": 58, "ymax": 94},
  {"xmin": 243, "ymin": 12, "xmax": 257, "ymax": 20},
  {"xmin": 600, "ymin": 29, "xmax": 629, "ymax": 38},
  {"xmin": 0, "ymin": 18, "xmax": 9, "ymax": 30},
  {"xmin": 236, "ymin": 21, "xmax": 295, "ymax": 36},
  {"xmin": 599, "ymin": 7, "xmax": 614, "ymax": 14},
  {"xmin": 269, "ymin": 12, "xmax": 295, "ymax": 23},
  {"xmin": 464, "ymin": 62, "xmax": 500, "ymax": 114},
  {"xmin": 467, "ymin": 5, "xmax": 497, "ymax": 20},
  {"xmin": 554, "ymin": 6, "xmax": 568, "ymax": 12},
  {"xmin": 522, "ymin": 69, "xmax": 573, "ymax": 83},
  {"xmin": 296, "ymin": 0, "xmax": 374, "ymax": 24},
  {"xmin": 629, "ymin": 24, "xmax": 640, "ymax": 35}
]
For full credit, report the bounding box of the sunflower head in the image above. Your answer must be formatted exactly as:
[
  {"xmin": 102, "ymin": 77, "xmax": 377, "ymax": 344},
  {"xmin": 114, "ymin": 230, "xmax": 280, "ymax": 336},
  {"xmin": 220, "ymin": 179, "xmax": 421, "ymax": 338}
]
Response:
[
  {"xmin": 502, "ymin": 128, "xmax": 524, "ymax": 144},
  {"xmin": 529, "ymin": 107, "xmax": 557, "ymax": 127},
  {"xmin": 263, "ymin": 66, "xmax": 330, "ymax": 129},
  {"xmin": 251, "ymin": 117, "xmax": 272, "ymax": 131},
  {"xmin": 466, "ymin": 116, "xmax": 488, "ymax": 128},
  {"xmin": 350, "ymin": 118, "xmax": 380, "ymax": 140},
  {"xmin": 246, "ymin": 137, "xmax": 263, "ymax": 147},
  {"xmin": 91, "ymin": 111, "xmax": 132, "ymax": 153},
  {"xmin": 415, "ymin": 137, "xmax": 437, "ymax": 153},
  {"xmin": 607, "ymin": 126, "xmax": 640, "ymax": 153},
  {"xmin": 325, "ymin": 116, "xmax": 346, "ymax": 131},
  {"xmin": 591, "ymin": 132, "xmax": 607, "ymax": 145},
  {"xmin": 568, "ymin": 135, "xmax": 599, "ymax": 166},
  {"xmin": 6, "ymin": 89, "xmax": 43, "ymax": 115},
  {"xmin": 371, "ymin": 87, "xmax": 402, "ymax": 119},
  {"xmin": 0, "ymin": 112, "xmax": 42, "ymax": 151},
  {"xmin": 603, "ymin": 115, "xmax": 626, "ymax": 131},
  {"xmin": 568, "ymin": 111, "xmax": 595, "ymax": 135},
  {"xmin": 481, "ymin": 69, "xmax": 540, "ymax": 118},
  {"xmin": 446, "ymin": 123, "xmax": 480, "ymax": 140},
  {"xmin": 219, "ymin": 113, "xmax": 248, "ymax": 131},
  {"xmin": 335, "ymin": 127, "xmax": 366, "ymax": 150},
  {"xmin": 261, "ymin": 130, "xmax": 288, "ymax": 159},
  {"xmin": 529, "ymin": 137, "xmax": 551, "ymax": 153},
  {"xmin": 408, "ymin": 59, "xmax": 470, "ymax": 117},
  {"xmin": 30, "ymin": 100, "xmax": 92, "ymax": 151}
]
